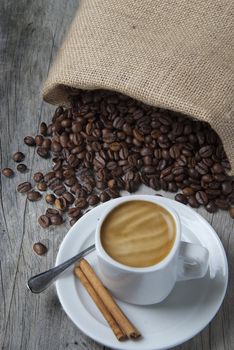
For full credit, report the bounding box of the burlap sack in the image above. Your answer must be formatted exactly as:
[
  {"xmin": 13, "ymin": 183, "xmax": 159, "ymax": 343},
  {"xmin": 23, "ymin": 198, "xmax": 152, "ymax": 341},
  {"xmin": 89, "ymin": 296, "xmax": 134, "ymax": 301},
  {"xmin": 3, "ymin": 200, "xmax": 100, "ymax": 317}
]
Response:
[{"xmin": 43, "ymin": 0, "xmax": 234, "ymax": 174}]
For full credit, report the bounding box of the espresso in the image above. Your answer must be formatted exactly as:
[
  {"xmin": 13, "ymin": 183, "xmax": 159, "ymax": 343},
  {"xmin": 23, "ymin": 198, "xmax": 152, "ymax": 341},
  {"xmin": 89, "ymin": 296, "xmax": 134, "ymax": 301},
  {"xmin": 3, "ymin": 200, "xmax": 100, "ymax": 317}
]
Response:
[{"xmin": 101, "ymin": 200, "xmax": 176, "ymax": 268}]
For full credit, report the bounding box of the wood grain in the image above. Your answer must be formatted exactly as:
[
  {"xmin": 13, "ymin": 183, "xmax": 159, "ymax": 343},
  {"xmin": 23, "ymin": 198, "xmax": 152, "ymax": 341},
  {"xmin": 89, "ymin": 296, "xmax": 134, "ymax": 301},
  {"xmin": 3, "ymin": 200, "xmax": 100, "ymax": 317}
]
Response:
[{"xmin": 0, "ymin": 1, "xmax": 233, "ymax": 349}]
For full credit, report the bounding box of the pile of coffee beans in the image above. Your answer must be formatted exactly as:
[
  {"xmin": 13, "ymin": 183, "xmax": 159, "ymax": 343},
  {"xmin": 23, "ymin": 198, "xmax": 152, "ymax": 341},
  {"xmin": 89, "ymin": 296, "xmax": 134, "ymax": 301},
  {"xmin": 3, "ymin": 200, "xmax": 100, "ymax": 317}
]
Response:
[{"xmin": 1, "ymin": 89, "xmax": 234, "ymax": 230}]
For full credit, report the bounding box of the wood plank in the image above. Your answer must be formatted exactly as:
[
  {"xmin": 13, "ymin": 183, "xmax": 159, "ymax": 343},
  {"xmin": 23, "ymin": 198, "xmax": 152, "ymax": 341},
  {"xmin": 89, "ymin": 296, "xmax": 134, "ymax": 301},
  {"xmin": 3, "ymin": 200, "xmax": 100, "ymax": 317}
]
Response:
[{"xmin": 0, "ymin": 0, "xmax": 233, "ymax": 349}]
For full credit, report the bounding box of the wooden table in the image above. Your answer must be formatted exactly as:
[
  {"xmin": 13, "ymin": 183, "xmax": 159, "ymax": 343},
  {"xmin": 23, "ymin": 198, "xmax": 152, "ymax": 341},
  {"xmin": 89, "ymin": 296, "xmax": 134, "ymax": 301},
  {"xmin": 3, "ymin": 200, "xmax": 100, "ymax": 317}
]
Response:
[{"xmin": 0, "ymin": 1, "xmax": 233, "ymax": 349}]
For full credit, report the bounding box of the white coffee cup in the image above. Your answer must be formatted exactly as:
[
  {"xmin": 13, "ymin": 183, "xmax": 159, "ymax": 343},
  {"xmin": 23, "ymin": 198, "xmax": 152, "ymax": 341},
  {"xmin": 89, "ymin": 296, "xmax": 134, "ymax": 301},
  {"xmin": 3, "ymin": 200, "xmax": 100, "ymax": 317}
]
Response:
[{"xmin": 95, "ymin": 195, "xmax": 209, "ymax": 305}]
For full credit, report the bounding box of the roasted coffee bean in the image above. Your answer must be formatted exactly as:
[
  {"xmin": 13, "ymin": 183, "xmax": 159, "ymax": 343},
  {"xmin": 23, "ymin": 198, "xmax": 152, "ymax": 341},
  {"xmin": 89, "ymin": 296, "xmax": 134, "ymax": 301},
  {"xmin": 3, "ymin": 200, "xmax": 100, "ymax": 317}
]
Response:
[
  {"xmin": 229, "ymin": 207, "xmax": 234, "ymax": 219},
  {"xmin": 2, "ymin": 167, "xmax": 14, "ymax": 177},
  {"xmin": 75, "ymin": 197, "xmax": 88, "ymax": 209},
  {"xmin": 169, "ymin": 145, "xmax": 180, "ymax": 159},
  {"xmin": 16, "ymin": 163, "xmax": 27, "ymax": 173},
  {"xmin": 182, "ymin": 187, "xmax": 194, "ymax": 196},
  {"xmin": 17, "ymin": 181, "xmax": 32, "ymax": 193},
  {"xmin": 88, "ymin": 194, "xmax": 100, "ymax": 206},
  {"xmin": 38, "ymin": 215, "xmax": 50, "ymax": 228},
  {"xmin": 195, "ymin": 191, "xmax": 208, "ymax": 205},
  {"xmin": 33, "ymin": 242, "xmax": 48, "ymax": 255},
  {"xmin": 44, "ymin": 172, "xmax": 55, "ymax": 183},
  {"xmin": 68, "ymin": 207, "xmax": 81, "ymax": 218},
  {"xmin": 195, "ymin": 162, "xmax": 208, "ymax": 175},
  {"xmin": 37, "ymin": 147, "xmax": 49, "ymax": 158},
  {"xmin": 37, "ymin": 182, "xmax": 47, "ymax": 191},
  {"xmin": 100, "ymin": 190, "xmax": 110, "ymax": 202},
  {"xmin": 221, "ymin": 181, "xmax": 232, "ymax": 195},
  {"xmin": 54, "ymin": 197, "xmax": 67, "ymax": 211},
  {"xmin": 45, "ymin": 194, "xmax": 56, "ymax": 204},
  {"xmin": 35, "ymin": 135, "xmax": 44, "ymax": 146},
  {"xmin": 206, "ymin": 201, "xmax": 217, "ymax": 213},
  {"xmin": 133, "ymin": 129, "xmax": 144, "ymax": 142},
  {"xmin": 62, "ymin": 192, "xmax": 75, "ymax": 204},
  {"xmin": 106, "ymin": 188, "xmax": 120, "ymax": 198},
  {"xmin": 24, "ymin": 136, "xmax": 35, "ymax": 146},
  {"xmin": 41, "ymin": 138, "xmax": 51, "ymax": 149},
  {"xmin": 54, "ymin": 184, "xmax": 66, "ymax": 196},
  {"xmin": 188, "ymin": 195, "xmax": 200, "ymax": 208},
  {"xmin": 214, "ymin": 174, "xmax": 227, "ymax": 182},
  {"xmin": 64, "ymin": 176, "xmax": 77, "ymax": 187},
  {"xmin": 214, "ymin": 198, "xmax": 229, "ymax": 210},
  {"xmin": 175, "ymin": 193, "xmax": 188, "ymax": 205},
  {"xmin": 212, "ymin": 163, "xmax": 224, "ymax": 174},
  {"xmin": 40, "ymin": 122, "xmax": 47, "ymax": 136},
  {"xmin": 199, "ymin": 145, "xmax": 213, "ymax": 158},
  {"xmin": 27, "ymin": 190, "xmax": 42, "ymax": 201},
  {"xmin": 201, "ymin": 174, "xmax": 213, "ymax": 183},
  {"xmin": 33, "ymin": 172, "xmax": 44, "ymax": 182},
  {"xmin": 48, "ymin": 178, "xmax": 61, "ymax": 190},
  {"xmin": 55, "ymin": 169, "xmax": 64, "ymax": 180},
  {"xmin": 13, "ymin": 152, "xmax": 25, "ymax": 162},
  {"xmin": 50, "ymin": 214, "xmax": 63, "ymax": 225},
  {"xmin": 51, "ymin": 141, "xmax": 62, "ymax": 153},
  {"xmin": 168, "ymin": 182, "xmax": 178, "ymax": 192},
  {"xmin": 46, "ymin": 208, "xmax": 60, "ymax": 217}
]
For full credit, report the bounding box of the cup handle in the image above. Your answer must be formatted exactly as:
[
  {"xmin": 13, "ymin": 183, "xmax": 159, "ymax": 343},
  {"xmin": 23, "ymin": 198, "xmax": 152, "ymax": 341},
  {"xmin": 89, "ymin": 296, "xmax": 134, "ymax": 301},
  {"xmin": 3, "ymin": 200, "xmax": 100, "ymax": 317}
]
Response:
[{"xmin": 177, "ymin": 241, "xmax": 209, "ymax": 281}]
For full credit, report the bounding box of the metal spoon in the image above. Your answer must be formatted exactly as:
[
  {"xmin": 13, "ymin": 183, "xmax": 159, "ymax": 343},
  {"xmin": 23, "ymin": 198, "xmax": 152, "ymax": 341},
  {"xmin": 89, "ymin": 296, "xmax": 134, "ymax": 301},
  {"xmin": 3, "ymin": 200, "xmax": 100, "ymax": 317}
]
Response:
[{"xmin": 27, "ymin": 244, "xmax": 95, "ymax": 293}]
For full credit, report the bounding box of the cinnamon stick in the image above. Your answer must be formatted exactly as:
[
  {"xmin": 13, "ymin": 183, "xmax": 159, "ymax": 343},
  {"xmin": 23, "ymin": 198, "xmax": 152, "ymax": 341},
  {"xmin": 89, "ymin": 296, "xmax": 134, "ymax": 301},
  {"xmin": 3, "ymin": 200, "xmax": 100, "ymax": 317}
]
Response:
[
  {"xmin": 74, "ymin": 266, "xmax": 126, "ymax": 341},
  {"xmin": 79, "ymin": 259, "xmax": 141, "ymax": 339}
]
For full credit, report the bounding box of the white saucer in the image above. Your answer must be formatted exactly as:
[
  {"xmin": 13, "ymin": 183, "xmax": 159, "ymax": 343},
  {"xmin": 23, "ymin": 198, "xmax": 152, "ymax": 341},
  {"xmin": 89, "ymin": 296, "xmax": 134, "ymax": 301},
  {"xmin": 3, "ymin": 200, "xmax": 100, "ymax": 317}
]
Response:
[{"xmin": 56, "ymin": 195, "xmax": 228, "ymax": 350}]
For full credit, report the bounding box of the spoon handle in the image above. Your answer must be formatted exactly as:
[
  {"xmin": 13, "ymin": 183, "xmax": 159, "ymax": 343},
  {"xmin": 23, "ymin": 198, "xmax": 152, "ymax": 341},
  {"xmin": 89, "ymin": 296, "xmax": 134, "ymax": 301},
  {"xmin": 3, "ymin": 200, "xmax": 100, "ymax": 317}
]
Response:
[{"xmin": 27, "ymin": 244, "xmax": 95, "ymax": 293}]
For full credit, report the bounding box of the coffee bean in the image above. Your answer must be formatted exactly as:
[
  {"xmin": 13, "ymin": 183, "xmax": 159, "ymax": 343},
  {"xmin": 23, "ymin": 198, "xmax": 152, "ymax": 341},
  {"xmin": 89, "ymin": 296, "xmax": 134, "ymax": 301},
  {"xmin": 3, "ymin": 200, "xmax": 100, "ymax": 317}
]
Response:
[
  {"xmin": 46, "ymin": 208, "xmax": 60, "ymax": 217},
  {"xmin": 51, "ymin": 141, "xmax": 62, "ymax": 153},
  {"xmin": 16, "ymin": 163, "xmax": 27, "ymax": 173},
  {"xmin": 42, "ymin": 139, "xmax": 52, "ymax": 149},
  {"xmin": 40, "ymin": 122, "xmax": 47, "ymax": 136},
  {"xmin": 33, "ymin": 242, "xmax": 47, "ymax": 255},
  {"xmin": 37, "ymin": 147, "xmax": 49, "ymax": 158},
  {"xmin": 212, "ymin": 163, "xmax": 224, "ymax": 174},
  {"xmin": 44, "ymin": 172, "xmax": 55, "ymax": 183},
  {"xmin": 206, "ymin": 201, "xmax": 217, "ymax": 213},
  {"xmin": 221, "ymin": 181, "xmax": 232, "ymax": 195},
  {"xmin": 48, "ymin": 178, "xmax": 61, "ymax": 190},
  {"xmin": 229, "ymin": 207, "xmax": 234, "ymax": 219},
  {"xmin": 188, "ymin": 195, "xmax": 200, "ymax": 208},
  {"xmin": 45, "ymin": 194, "xmax": 56, "ymax": 204},
  {"xmin": 68, "ymin": 207, "xmax": 81, "ymax": 218},
  {"xmin": 13, "ymin": 152, "xmax": 25, "ymax": 162},
  {"xmin": 50, "ymin": 214, "xmax": 63, "ymax": 225},
  {"xmin": 37, "ymin": 182, "xmax": 47, "ymax": 191},
  {"xmin": 62, "ymin": 192, "xmax": 75, "ymax": 204},
  {"xmin": 169, "ymin": 145, "xmax": 180, "ymax": 159},
  {"xmin": 75, "ymin": 197, "xmax": 88, "ymax": 209},
  {"xmin": 2, "ymin": 167, "xmax": 14, "ymax": 177},
  {"xmin": 38, "ymin": 215, "xmax": 50, "ymax": 228},
  {"xmin": 195, "ymin": 191, "xmax": 208, "ymax": 205},
  {"xmin": 214, "ymin": 198, "xmax": 229, "ymax": 210},
  {"xmin": 17, "ymin": 181, "xmax": 32, "ymax": 193},
  {"xmin": 35, "ymin": 135, "xmax": 44, "ymax": 146},
  {"xmin": 175, "ymin": 193, "xmax": 188, "ymax": 205},
  {"xmin": 88, "ymin": 194, "xmax": 100, "ymax": 206},
  {"xmin": 195, "ymin": 162, "xmax": 208, "ymax": 175},
  {"xmin": 33, "ymin": 172, "xmax": 43, "ymax": 182},
  {"xmin": 182, "ymin": 187, "xmax": 194, "ymax": 196},
  {"xmin": 133, "ymin": 129, "xmax": 144, "ymax": 142},
  {"xmin": 53, "ymin": 184, "xmax": 66, "ymax": 196},
  {"xmin": 199, "ymin": 145, "xmax": 213, "ymax": 158},
  {"xmin": 100, "ymin": 190, "xmax": 110, "ymax": 202},
  {"xmin": 24, "ymin": 136, "xmax": 35, "ymax": 146},
  {"xmin": 27, "ymin": 190, "xmax": 42, "ymax": 201},
  {"xmin": 214, "ymin": 174, "xmax": 227, "ymax": 182},
  {"xmin": 55, "ymin": 197, "xmax": 67, "ymax": 211},
  {"xmin": 64, "ymin": 176, "xmax": 77, "ymax": 187}
]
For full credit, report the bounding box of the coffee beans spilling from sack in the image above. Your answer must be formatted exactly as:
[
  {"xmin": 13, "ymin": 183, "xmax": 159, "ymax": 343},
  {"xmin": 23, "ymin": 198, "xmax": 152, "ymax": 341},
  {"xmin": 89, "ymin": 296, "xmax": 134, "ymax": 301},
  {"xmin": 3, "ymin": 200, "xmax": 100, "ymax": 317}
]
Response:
[{"xmin": 2, "ymin": 90, "xmax": 234, "ymax": 227}]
